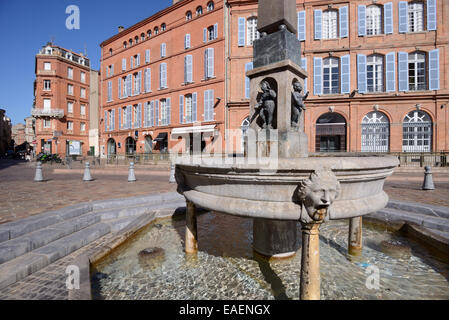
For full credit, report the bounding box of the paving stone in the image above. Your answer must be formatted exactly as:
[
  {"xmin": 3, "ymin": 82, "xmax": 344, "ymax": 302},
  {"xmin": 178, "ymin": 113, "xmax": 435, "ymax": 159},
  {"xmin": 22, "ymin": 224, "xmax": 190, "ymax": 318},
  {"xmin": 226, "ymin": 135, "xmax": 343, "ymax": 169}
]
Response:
[
  {"xmin": 0, "ymin": 238, "xmax": 31, "ymax": 264},
  {"xmin": 0, "ymin": 253, "xmax": 49, "ymax": 290}
]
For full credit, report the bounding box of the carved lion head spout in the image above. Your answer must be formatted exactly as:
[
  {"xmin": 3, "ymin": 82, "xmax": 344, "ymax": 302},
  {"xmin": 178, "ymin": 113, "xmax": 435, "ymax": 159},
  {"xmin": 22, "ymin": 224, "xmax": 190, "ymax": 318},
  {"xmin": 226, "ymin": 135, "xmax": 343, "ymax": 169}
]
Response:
[{"xmin": 297, "ymin": 169, "xmax": 341, "ymax": 224}]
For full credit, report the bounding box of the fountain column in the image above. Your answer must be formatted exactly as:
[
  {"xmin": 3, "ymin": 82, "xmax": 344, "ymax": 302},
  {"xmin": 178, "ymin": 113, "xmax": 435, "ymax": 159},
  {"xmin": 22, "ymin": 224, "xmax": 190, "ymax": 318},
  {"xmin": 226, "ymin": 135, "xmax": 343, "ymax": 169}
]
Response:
[
  {"xmin": 185, "ymin": 200, "xmax": 198, "ymax": 254},
  {"xmin": 300, "ymin": 222, "xmax": 321, "ymax": 300},
  {"xmin": 348, "ymin": 216, "xmax": 363, "ymax": 256}
]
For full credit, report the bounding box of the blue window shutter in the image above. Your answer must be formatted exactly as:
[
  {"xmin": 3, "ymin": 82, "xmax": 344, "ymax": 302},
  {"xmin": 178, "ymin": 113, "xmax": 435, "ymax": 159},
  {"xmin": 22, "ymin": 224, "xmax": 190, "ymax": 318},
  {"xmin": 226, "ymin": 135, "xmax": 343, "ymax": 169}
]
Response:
[
  {"xmin": 384, "ymin": 3, "xmax": 393, "ymax": 34},
  {"xmin": 314, "ymin": 10, "xmax": 322, "ymax": 40},
  {"xmin": 357, "ymin": 54, "xmax": 367, "ymax": 93},
  {"xmin": 297, "ymin": 11, "xmax": 306, "ymax": 41},
  {"xmin": 210, "ymin": 89, "xmax": 214, "ymax": 120},
  {"xmin": 245, "ymin": 62, "xmax": 253, "ymax": 99},
  {"xmin": 155, "ymin": 100, "xmax": 159, "ymax": 126},
  {"xmin": 127, "ymin": 75, "xmax": 132, "ymax": 98},
  {"xmin": 398, "ymin": 52, "xmax": 409, "ymax": 91},
  {"xmin": 111, "ymin": 109, "xmax": 115, "ymax": 131},
  {"xmin": 144, "ymin": 102, "xmax": 148, "ymax": 127},
  {"xmin": 111, "ymin": 65, "xmax": 114, "ymax": 76},
  {"xmin": 204, "ymin": 49, "xmax": 208, "ymax": 79},
  {"xmin": 136, "ymin": 104, "xmax": 141, "ymax": 128},
  {"xmin": 167, "ymin": 98, "xmax": 171, "ymax": 125},
  {"xmin": 203, "ymin": 28, "xmax": 207, "ymax": 43},
  {"xmin": 184, "ymin": 56, "xmax": 188, "ymax": 83},
  {"xmin": 150, "ymin": 101, "xmax": 154, "ymax": 127},
  {"xmin": 339, "ymin": 6, "xmax": 348, "ymax": 38},
  {"xmin": 208, "ymin": 48, "xmax": 214, "ymax": 78},
  {"xmin": 122, "ymin": 58, "xmax": 126, "ymax": 71},
  {"xmin": 147, "ymin": 68, "xmax": 151, "ymax": 92},
  {"xmin": 238, "ymin": 17, "xmax": 246, "ymax": 46},
  {"xmin": 427, "ymin": 0, "xmax": 437, "ymax": 31},
  {"xmin": 398, "ymin": 2, "xmax": 408, "ymax": 33},
  {"xmin": 185, "ymin": 34, "xmax": 190, "ymax": 49},
  {"xmin": 179, "ymin": 95, "xmax": 184, "ymax": 124},
  {"xmin": 341, "ymin": 55, "xmax": 350, "ymax": 94},
  {"xmin": 204, "ymin": 90, "xmax": 208, "ymax": 121},
  {"xmin": 313, "ymin": 57, "xmax": 322, "ymax": 95},
  {"xmin": 145, "ymin": 49, "xmax": 150, "ymax": 63},
  {"xmin": 130, "ymin": 56, "xmax": 133, "ymax": 69},
  {"xmin": 118, "ymin": 108, "xmax": 122, "ymax": 130},
  {"xmin": 192, "ymin": 92, "xmax": 197, "ymax": 122},
  {"xmin": 358, "ymin": 5, "xmax": 366, "ymax": 36},
  {"xmin": 214, "ymin": 23, "xmax": 218, "ymax": 39},
  {"xmin": 118, "ymin": 78, "xmax": 121, "ymax": 99},
  {"xmin": 386, "ymin": 52, "xmax": 396, "ymax": 92},
  {"xmin": 138, "ymin": 71, "xmax": 142, "ymax": 94},
  {"xmin": 137, "ymin": 54, "xmax": 140, "ymax": 67},
  {"xmin": 188, "ymin": 55, "xmax": 193, "ymax": 83},
  {"xmin": 429, "ymin": 49, "xmax": 440, "ymax": 90},
  {"xmin": 104, "ymin": 110, "xmax": 107, "ymax": 131},
  {"xmin": 301, "ymin": 57, "xmax": 307, "ymax": 92}
]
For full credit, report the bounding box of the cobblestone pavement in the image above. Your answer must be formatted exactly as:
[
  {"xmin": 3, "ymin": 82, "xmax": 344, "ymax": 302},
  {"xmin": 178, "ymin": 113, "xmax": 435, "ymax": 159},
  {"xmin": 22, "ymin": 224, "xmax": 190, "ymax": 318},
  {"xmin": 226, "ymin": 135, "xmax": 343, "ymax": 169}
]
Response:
[{"xmin": 0, "ymin": 160, "xmax": 176, "ymax": 224}]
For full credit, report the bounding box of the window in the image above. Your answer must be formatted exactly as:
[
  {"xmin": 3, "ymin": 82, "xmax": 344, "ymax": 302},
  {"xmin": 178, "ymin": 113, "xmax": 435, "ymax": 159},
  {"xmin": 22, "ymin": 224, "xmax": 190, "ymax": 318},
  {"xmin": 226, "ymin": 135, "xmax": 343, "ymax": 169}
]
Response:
[
  {"xmin": 161, "ymin": 23, "xmax": 166, "ymax": 32},
  {"xmin": 122, "ymin": 58, "xmax": 126, "ymax": 71},
  {"xmin": 67, "ymin": 102, "xmax": 73, "ymax": 114},
  {"xmin": 80, "ymin": 72, "xmax": 86, "ymax": 83},
  {"xmin": 44, "ymin": 99, "xmax": 51, "ymax": 110},
  {"xmin": 409, "ymin": 52, "xmax": 426, "ymax": 91},
  {"xmin": 323, "ymin": 57, "xmax": 339, "ymax": 94},
  {"xmin": 68, "ymin": 84, "xmax": 74, "ymax": 95},
  {"xmin": 129, "ymin": 39, "xmax": 133, "ymax": 46},
  {"xmin": 322, "ymin": 10, "xmax": 338, "ymax": 39},
  {"xmin": 67, "ymin": 121, "xmax": 73, "ymax": 131},
  {"xmin": 185, "ymin": 34, "xmax": 191, "ymax": 49},
  {"xmin": 107, "ymin": 81, "xmax": 112, "ymax": 101},
  {"xmin": 161, "ymin": 43, "xmax": 166, "ymax": 58},
  {"xmin": 44, "ymin": 62, "xmax": 51, "ymax": 71},
  {"xmin": 144, "ymin": 68, "xmax": 151, "ymax": 92},
  {"xmin": 145, "ymin": 49, "xmax": 150, "ymax": 63},
  {"xmin": 241, "ymin": 117, "xmax": 250, "ymax": 153},
  {"xmin": 141, "ymin": 33, "xmax": 145, "ymax": 41},
  {"xmin": 80, "ymin": 87, "xmax": 86, "ymax": 98},
  {"xmin": 185, "ymin": 95, "xmax": 193, "ymax": 123},
  {"xmin": 123, "ymin": 42, "xmax": 127, "ymax": 49},
  {"xmin": 247, "ymin": 17, "xmax": 260, "ymax": 46},
  {"xmin": 408, "ymin": 2, "xmax": 424, "ymax": 32},
  {"xmin": 184, "ymin": 55, "xmax": 193, "ymax": 83},
  {"xmin": 204, "ymin": 24, "xmax": 218, "ymax": 42},
  {"xmin": 196, "ymin": 6, "xmax": 203, "ymax": 16},
  {"xmin": 186, "ymin": 11, "xmax": 192, "ymax": 21},
  {"xmin": 43, "ymin": 119, "xmax": 51, "ymax": 128},
  {"xmin": 80, "ymin": 122, "xmax": 86, "ymax": 132},
  {"xmin": 204, "ymin": 48, "xmax": 214, "ymax": 79},
  {"xmin": 147, "ymin": 30, "xmax": 152, "ymax": 39},
  {"xmin": 133, "ymin": 72, "xmax": 141, "ymax": 95},
  {"xmin": 133, "ymin": 104, "xmax": 141, "ymax": 128},
  {"xmin": 207, "ymin": 1, "xmax": 214, "ymax": 12},
  {"xmin": 109, "ymin": 48, "xmax": 113, "ymax": 56},
  {"xmin": 204, "ymin": 89, "xmax": 214, "ymax": 121},
  {"xmin": 154, "ymin": 27, "xmax": 159, "ymax": 35},
  {"xmin": 366, "ymin": 5, "xmax": 382, "ymax": 35},
  {"xmin": 80, "ymin": 104, "xmax": 86, "ymax": 116},
  {"xmin": 68, "ymin": 67, "xmax": 73, "ymax": 79},
  {"xmin": 134, "ymin": 36, "xmax": 138, "ymax": 44},
  {"xmin": 367, "ymin": 55, "xmax": 384, "ymax": 92},
  {"xmin": 44, "ymin": 80, "xmax": 51, "ymax": 91},
  {"xmin": 403, "ymin": 110, "xmax": 432, "ymax": 152},
  {"xmin": 361, "ymin": 111, "xmax": 390, "ymax": 152},
  {"xmin": 160, "ymin": 99, "xmax": 171, "ymax": 125},
  {"xmin": 160, "ymin": 63, "xmax": 167, "ymax": 89}
]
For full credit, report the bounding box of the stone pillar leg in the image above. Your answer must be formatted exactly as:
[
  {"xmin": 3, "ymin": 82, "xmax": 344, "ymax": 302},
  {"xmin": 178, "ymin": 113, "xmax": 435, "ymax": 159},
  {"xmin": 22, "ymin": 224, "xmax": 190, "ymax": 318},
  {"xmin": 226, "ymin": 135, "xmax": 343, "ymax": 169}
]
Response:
[
  {"xmin": 185, "ymin": 200, "xmax": 198, "ymax": 254},
  {"xmin": 300, "ymin": 223, "xmax": 321, "ymax": 300},
  {"xmin": 348, "ymin": 216, "xmax": 363, "ymax": 256},
  {"xmin": 253, "ymin": 218, "xmax": 299, "ymax": 259}
]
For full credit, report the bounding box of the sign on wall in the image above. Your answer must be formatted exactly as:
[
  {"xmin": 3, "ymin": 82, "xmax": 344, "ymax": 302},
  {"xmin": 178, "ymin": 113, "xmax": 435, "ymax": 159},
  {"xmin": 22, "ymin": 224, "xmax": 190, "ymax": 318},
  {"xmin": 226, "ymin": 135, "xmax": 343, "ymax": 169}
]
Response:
[{"xmin": 69, "ymin": 140, "xmax": 81, "ymax": 155}]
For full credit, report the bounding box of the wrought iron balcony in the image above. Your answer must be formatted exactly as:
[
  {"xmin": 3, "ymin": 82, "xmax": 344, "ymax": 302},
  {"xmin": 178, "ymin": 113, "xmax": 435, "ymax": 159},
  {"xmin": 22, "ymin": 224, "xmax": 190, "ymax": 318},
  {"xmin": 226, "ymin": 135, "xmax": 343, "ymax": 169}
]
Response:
[{"xmin": 31, "ymin": 108, "xmax": 64, "ymax": 118}]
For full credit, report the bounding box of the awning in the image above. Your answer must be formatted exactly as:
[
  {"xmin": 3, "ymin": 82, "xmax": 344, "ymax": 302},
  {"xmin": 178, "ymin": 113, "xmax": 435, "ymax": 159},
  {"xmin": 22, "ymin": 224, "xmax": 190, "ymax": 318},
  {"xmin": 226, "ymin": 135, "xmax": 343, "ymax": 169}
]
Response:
[
  {"xmin": 171, "ymin": 125, "xmax": 216, "ymax": 135},
  {"xmin": 154, "ymin": 132, "xmax": 168, "ymax": 142}
]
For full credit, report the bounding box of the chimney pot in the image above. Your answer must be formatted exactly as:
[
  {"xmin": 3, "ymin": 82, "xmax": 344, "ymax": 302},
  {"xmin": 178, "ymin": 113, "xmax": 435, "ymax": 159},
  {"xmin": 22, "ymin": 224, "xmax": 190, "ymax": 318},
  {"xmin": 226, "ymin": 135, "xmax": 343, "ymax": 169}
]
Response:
[{"xmin": 118, "ymin": 26, "xmax": 124, "ymax": 33}]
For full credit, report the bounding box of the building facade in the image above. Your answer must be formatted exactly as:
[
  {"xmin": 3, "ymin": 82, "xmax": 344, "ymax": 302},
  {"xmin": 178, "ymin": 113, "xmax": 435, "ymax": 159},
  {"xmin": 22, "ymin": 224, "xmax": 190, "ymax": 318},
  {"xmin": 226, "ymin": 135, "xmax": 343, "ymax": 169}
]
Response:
[
  {"xmin": 11, "ymin": 123, "xmax": 26, "ymax": 146},
  {"xmin": 99, "ymin": 0, "xmax": 449, "ymax": 156},
  {"xmin": 0, "ymin": 109, "xmax": 12, "ymax": 156},
  {"xmin": 24, "ymin": 116, "xmax": 35, "ymax": 145},
  {"xmin": 32, "ymin": 43, "xmax": 93, "ymax": 156}
]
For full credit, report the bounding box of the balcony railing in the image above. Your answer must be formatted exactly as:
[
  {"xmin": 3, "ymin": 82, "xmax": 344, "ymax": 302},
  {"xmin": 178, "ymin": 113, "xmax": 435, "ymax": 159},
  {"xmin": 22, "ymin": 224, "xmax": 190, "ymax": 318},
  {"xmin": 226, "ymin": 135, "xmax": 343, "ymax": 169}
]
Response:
[{"xmin": 31, "ymin": 108, "xmax": 64, "ymax": 118}]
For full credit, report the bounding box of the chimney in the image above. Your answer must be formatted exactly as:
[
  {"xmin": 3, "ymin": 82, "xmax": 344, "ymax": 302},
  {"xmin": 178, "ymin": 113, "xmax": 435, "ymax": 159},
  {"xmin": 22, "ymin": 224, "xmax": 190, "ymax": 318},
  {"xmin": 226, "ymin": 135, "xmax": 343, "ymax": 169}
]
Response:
[
  {"xmin": 118, "ymin": 26, "xmax": 124, "ymax": 33},
  {"xmin": 173, "ymin": 0, "xmax": 182, "ymax": 4}
]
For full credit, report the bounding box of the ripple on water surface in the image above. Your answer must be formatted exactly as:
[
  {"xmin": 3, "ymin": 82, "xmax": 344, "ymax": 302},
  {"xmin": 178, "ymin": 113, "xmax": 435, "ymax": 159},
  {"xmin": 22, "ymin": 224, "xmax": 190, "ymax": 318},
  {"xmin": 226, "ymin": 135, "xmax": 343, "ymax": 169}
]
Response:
[{"xmin": 91, "ymin": 212, "xmax": 449, "ymax": 300}]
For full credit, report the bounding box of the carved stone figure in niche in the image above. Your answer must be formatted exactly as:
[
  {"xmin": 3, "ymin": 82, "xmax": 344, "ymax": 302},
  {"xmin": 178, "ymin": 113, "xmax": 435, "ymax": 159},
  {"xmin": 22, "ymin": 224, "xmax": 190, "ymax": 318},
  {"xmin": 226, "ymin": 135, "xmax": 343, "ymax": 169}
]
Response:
[
  {"xmin": 255, "ymin": 80, "xmax": 276, "ymax": 129},
  {"xmin": 291, "ymin": 81, "xmax": 308, "ymax": 128},
  {"xmin": 297, "ymin": 169, "xmax": 340, "ymax": 224}
]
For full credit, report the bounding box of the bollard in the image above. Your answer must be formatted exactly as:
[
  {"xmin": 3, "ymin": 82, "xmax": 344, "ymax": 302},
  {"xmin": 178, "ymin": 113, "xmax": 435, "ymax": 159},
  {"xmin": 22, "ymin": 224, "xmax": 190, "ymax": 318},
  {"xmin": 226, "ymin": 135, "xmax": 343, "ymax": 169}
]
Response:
[
  {"xmin": 83, "ymin": 161, "xmax": 93, "ymax": 181},
  {"xmin": 34, "ymin": 161, "xmax": 44, "ymax": 182},
  {"xmin": 169, "ymin": 162, "xmax": 176, "ymax": 184},
  {"xmin": 422, "ymin": 166, "xmax": 435, "ymax": 190},
  {"xmin": 128, "ymin": 162, "xmax": 137, "ymax": 182}
]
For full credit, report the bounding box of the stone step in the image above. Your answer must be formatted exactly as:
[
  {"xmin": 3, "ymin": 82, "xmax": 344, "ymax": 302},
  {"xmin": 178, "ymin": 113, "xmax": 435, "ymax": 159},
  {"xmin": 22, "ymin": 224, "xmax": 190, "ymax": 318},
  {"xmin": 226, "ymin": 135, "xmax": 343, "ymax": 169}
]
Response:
[
  {"xmin": 0, "ymin": 213, "xmax": 101, "ymax": 265},
  {"xmin": 0, "ymin": 223, "xmax": 111, "ymax": 290},
  {"xmin": 386, "ymin": 200, "xmax": 449, "ymax": 219},
  {"xmin": 373, "ymin": 208, "xmax": 449, "ymax": 233}
]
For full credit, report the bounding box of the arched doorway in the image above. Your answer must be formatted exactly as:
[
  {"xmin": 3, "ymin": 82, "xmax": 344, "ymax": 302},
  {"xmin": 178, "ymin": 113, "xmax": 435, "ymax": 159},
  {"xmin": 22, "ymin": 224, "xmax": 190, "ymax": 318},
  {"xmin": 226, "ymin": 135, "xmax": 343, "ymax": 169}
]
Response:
[
  {"xmin": 402, "ymin": 110, "xmax": 433, "ymax": 152},
  {"xmin": 361, "ymin": 111, "xmax": 390, "ymax": 152},
  {"xmin": 107, "ymin": 138, "xmax": 116, "ymax": 155},
  {"xmin": 316, "ymin": 112, "xmax": 347, "ymax": 152},
  {"xmin": 125, "ymin": 137, "xmax": 136, "ymax": 155},
  {"xmin": 241, "ymin": 117, "xmax": 250, "ymax": 154},
  {"xmin": 144, "ymin": 135, "xmax": 153, "ymax": 153}
]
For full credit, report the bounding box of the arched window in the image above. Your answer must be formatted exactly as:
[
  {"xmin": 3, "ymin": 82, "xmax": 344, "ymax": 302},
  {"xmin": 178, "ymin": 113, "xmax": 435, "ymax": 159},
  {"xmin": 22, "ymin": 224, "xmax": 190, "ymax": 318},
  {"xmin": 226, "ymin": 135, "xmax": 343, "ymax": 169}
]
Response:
[
  {"xmin": 207, "ymin": 1, "xmax": 214, "ymax": 12},
  {"xmin": 186, "ymin": 11, "xmax": 192, "ymax": 21},
  {"xmin": 125, "ymin": 137, "xmax": 136, "ymax": 155},
  {"xmin": 134, "ymin": 36, "xmax": 139, "ymax": 44},
  {"xmin": 109, "ymin": 48, "xmax": 113, "ymax": 56},
  {"xmin": 154, "ymin": 27, "xmax": 159, "ymax": 35},
  {"xmin": 196, "ymin": 6, "xmax": 203, "ymax": 16},
  {"xmin": 408, "ymin": 1, "xmax": 424, "ymax": 32},
  {"xmin": 141, "ymin": 33, "xmax": 145, "ymax": 41},
  {"xmin": 366, "ymin": 5, "xmax": 382, "ymax": 35},
  {"xmin": 247, "ymin": 17, "xmax": 260, "ymax": 46},
  {"xmin": 323, "ymin": 57, "xmax": 340, "ymax": 94},
  {"xmin": 123, "ymin": 42, "xmax": 127, "ymax": 49},
  {"xmin": 316, "ymin": 112, "xmax": 347, "ymax": 152},
  {"xmin": 409, "ymin": 52, "xmax": 426, "ymax": 91},
  {"xmin": 403, "ymin": 110, "xmax": 432, "ymax": 152},
  {"xmin": 129, "ymin": 39, "xmax": 133, "ymax": 46},
  {"xmin": 241, "ymin": 117, "xmax": 250, "ymax": 153},
  {"xmin": 107, "ymin": 138, "xmax": 116, "ymax": 155},
  {"xmin": 367, "ymin": 55, "xmax": 384, "ymax": 92},
  {"xmin": 322, "ymin": 10, "xmax": 338, "ymax": 39},
  {"xmin": 144, "ymin": 135, "xmax": 153, "ymax": 153},
  {"xmin": 161, "ymin": 23, "xmax": 166, "ymax": 32},
  {"xmin": 361, "ymin": 111, "xmax": 390, "ymax": 152},
  {"xmin": 147, "ymin": 30, "xmax": 152, "ymax": 39}
]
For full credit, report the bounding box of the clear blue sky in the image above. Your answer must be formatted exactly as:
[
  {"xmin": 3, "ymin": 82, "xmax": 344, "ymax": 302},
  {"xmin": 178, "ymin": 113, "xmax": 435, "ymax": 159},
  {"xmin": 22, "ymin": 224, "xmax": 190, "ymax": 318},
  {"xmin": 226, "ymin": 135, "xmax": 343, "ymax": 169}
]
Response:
[{"xmin": 0, "ymin": 0, "xmax": 170, "ymax": 125}]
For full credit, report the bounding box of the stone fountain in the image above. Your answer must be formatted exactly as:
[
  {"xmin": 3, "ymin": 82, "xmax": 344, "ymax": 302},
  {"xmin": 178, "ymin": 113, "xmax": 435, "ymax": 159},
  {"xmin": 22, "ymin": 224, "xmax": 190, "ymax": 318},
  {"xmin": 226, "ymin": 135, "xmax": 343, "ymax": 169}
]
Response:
[{"xmin": 175, "ymin": 0, "xmax": 398, "ymax": 300}]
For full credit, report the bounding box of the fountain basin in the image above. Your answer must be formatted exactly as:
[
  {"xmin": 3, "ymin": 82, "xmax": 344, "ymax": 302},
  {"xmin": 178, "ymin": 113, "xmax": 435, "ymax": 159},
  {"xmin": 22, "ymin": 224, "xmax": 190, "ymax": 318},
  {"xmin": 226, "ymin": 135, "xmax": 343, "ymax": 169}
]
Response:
[{"xmin": 175, "ymin": 154, "xmax": 399, "ymax": 221}]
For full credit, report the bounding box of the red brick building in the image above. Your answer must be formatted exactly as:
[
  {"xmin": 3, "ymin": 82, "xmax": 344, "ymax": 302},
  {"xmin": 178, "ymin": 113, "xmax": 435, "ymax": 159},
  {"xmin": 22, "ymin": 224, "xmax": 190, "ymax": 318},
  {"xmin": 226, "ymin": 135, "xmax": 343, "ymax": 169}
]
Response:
[
  {"xmin": 32, "ymin": 43, "xmax": 93, "ymax": 156},
  {"xmin": 100, "ymin": 0, "xmax": 449, "ymax": 156}
]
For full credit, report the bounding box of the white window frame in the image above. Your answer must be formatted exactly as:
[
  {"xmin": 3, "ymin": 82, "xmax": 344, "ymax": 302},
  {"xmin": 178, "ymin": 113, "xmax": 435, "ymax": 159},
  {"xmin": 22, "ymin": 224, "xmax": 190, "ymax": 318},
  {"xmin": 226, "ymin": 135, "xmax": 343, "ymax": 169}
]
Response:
[
  {"xmin": 80, "ymin": 104, "xmax": 86, "ymax": 116},
  {"xmin": 80, "ymin": 122, "xmax": 86, "ymax": 132},
  {"xmin": 80, "ymin": 87, "xmax": 86, "ymax": 98},
  {"xmin": 247, "ymin": 17, "xmax": 260, "ymax": 46},
  {"xmin": 322, "ymin": 10, "xmax": 338, "ymax": 39},
  {"xmin": 67, "ymin": 101, "xmax": 74, "ymax": 114},
  {"xmin": 408, "ymin": 2, "xmax": 424, "ymax": 32},
  {"xmin": 68, "ymin": 84, "xmax": 74, "ymax": 96},
  {"xmin": 80, "ymin": 71, "xmax": 86, "ymax": 83},
  {"xmin": 43, "ymin": 99, "xmax": 51, "ymax": 110},
  {"xmin": 323, "ymin": 57, "xmax": 340, "ymax": 94},
  {"xmin": 366, "ymin": 5, "xmax": 382, "ymax": 35},
  {"xmin": 43, "ymin": 119, "xmax": 51, "ymax": 128},
  {"xmin": 43, "ymin": 80, "xmax": 51, "ymax": 91},
  {"xmin": 409, "ymin": 52, "xmax": 426, "ymax": 91},
  {"xmin": 68, "ymin": 67, "xmax": 73, "ymax": 80},
  {"xmin": 67, "ymin": 121, "xmax": 74, "ymax": 131},
  {"xmin": 367, "ymin": 55, "xmax": 384, "ymax": 92},
  {"xmin": 185, "ymin": 94, "xmax": 193, "ymax": 123}
]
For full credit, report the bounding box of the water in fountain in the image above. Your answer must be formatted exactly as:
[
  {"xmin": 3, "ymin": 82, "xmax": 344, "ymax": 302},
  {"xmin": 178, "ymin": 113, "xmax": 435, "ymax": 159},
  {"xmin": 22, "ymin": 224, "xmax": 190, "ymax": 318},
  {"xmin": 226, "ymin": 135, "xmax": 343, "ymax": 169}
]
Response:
[{"xmin": 91, "ymin": 213, "xmax": 449, "ymax": 300}]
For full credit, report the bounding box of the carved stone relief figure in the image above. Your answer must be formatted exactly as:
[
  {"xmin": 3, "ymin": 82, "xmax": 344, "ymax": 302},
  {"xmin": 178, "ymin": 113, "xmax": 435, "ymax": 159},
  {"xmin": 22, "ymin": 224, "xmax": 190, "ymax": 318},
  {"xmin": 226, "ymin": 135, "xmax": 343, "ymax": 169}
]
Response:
[
  {"xmin": 254, "ymin": 80, "xmax": 276, "ymax": 129},
  {"xmin": 291, "ymin": 81, "xmax": 308, "ymax": 128}
]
